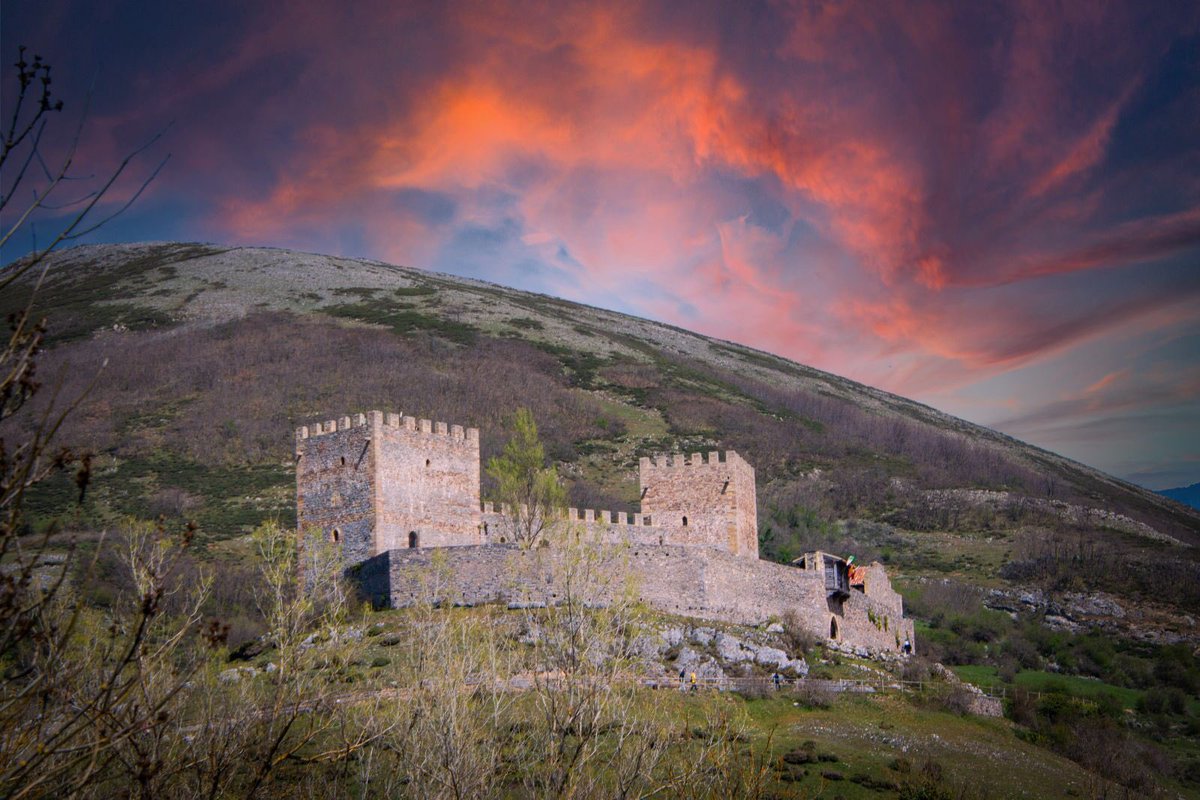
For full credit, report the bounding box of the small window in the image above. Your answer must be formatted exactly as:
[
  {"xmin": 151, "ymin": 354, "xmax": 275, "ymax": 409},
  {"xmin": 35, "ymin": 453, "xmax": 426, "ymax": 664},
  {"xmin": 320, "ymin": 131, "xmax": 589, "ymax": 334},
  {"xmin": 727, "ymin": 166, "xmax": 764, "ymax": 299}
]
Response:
[
  {"xmin": 830, "ymin": 618, "xmax": 838, "ymax": 639},
  {"xmin": 425, "ymin": 458, "xmax": 431, "ymax": 467},
  {"xmin": 340, "ymin": 456, "xmax": 346, "ymax": 466},
  {"xmin": 483, "ymin": 522, "xmax": 489, "ymax": 535},
  {"xmin": 408, "ymin": 531, "xmax": 419, "ymax": 548},
  {"xmin": 331, "ymin": 529, "xmax": 341, "ymax": 543},
  {"xmin": 682, "ymin": 516, "xmax": 688, "ymax": 526}
]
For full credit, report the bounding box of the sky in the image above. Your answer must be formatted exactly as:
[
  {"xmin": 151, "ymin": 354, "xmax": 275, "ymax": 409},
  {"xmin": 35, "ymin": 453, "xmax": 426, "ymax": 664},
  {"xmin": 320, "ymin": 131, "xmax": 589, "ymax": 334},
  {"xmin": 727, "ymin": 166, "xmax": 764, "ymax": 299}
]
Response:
[{"xmin": 3, "ymin": 0, "xmax": 1199, "ymax": 490}]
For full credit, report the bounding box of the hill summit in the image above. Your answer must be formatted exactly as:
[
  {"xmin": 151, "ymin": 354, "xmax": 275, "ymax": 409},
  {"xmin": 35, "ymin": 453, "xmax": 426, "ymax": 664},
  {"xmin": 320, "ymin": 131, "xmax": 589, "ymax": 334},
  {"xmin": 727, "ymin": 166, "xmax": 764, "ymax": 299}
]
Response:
[{"xmin": 5, "ymin": 241, "xmax": 1199, "ymax": 639}]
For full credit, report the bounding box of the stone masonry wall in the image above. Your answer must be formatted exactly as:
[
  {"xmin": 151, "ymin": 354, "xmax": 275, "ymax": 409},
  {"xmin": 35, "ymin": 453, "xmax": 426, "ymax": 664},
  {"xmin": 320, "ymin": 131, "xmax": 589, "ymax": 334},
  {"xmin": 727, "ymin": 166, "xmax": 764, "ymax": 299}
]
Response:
[
  {"xmin": 371, "ymin": 411, "xmax": 481, "ymax": 551},
  {"xmin": 638, "ymin": 451, "xmax": 758, "ymax": 558},
  {"xmin": 358, "ymin": 543, "xmax": 908, "ymax": 654},
  {"xmin": 296, "ymin": 415, "xmax": 376, "ymax": 565},
  {"xmin": 841, "ymin": 589, "xmax": 915, "ymax": 653}
]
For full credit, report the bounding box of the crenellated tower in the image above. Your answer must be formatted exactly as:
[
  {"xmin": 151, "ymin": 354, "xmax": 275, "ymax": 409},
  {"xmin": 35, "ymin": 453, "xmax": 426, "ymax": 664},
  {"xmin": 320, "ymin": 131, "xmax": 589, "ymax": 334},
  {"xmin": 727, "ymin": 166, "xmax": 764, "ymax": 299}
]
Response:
[
  {"xmin": 296, "ymin": 411, "xmax": 482, "ymax": 562},
  {"xmin": 638, "ymin": 451, "xmax": 758, "ymax": 558}
]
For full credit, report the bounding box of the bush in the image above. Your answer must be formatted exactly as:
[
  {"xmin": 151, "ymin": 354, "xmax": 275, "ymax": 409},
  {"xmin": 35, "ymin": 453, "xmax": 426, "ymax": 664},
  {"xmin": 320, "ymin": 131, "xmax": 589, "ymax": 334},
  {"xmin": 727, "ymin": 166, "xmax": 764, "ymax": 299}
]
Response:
[
  {"xmin": 1138, "ymin": 686, "xmax": 1189, "ymax": 716},
  {"xmin": 790, "ymin": 681, "xmax": 834, "ymax": 709},
  {"xmin": 780, "ymin": 609, "xmax": 818, "ymax": 656}
]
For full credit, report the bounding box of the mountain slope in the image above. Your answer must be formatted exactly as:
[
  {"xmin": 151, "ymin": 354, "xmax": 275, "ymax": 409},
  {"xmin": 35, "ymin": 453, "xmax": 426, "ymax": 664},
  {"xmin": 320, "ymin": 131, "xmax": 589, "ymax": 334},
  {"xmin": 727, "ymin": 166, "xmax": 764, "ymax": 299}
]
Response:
[
  {"xmin": 5, "ymin": 242, "xmax": 1199, "ymax": 621},
  {"xmin": 7, "ymin": 241, "xmax": 1200, "ymax": 798}
]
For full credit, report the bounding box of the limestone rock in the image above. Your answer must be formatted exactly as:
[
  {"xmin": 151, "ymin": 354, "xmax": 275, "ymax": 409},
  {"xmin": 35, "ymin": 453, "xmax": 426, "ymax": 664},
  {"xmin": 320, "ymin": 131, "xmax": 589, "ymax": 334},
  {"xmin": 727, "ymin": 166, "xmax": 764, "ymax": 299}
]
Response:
[
  {"xmin": 752, "ymin": 645, "xmax": 790, "ymax": 669},
  {"xmin": 715, "ymin": 632, "xmax": 751, "ymax": 663},
  {"xmin": 673, "ymin": 646, "xmax": 726, "ymax": 681},
  {"xmin": 661, "ymin": 627, "xmax": 684, "ymax": 647}
]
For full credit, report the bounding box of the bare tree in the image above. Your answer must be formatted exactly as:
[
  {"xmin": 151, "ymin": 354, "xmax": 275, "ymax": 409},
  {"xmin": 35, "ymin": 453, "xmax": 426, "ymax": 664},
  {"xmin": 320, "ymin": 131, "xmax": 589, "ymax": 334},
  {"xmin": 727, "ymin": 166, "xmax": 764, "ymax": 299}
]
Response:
[{"xmin": 0, "ymin": 48, "xmax": 171, "ymax": 798}]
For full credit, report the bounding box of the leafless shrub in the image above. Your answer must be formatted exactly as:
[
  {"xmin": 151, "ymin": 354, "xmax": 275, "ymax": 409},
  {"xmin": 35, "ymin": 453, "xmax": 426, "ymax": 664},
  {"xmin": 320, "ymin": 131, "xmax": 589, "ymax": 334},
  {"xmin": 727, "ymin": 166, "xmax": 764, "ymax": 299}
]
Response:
[{"xmin": 780, "ymin": 609, "xmax": 818, "ymax": 657}]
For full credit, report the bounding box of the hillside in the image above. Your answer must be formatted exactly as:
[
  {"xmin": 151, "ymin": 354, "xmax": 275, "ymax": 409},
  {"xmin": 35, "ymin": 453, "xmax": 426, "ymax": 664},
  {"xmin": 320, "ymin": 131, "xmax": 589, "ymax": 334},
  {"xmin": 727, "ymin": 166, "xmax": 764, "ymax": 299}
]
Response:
[
  {"xmin": 6, "ymin": 242, "xmax": 1199, "ymax": 610},
  {"xmin": 6, "ymin": 241, "xmax": 1200, "ymax": 797}
]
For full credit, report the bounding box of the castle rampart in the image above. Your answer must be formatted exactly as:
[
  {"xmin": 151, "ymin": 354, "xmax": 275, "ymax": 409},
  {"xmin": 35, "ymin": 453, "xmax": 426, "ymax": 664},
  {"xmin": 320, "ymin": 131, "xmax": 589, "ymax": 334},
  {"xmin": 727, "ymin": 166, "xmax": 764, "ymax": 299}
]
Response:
[
  {"xmin": 298, "ymin": 409, "xmax": 912, "ymax": 655},
  {"xmin": 356, "ymin": 543, "xmax": 915, "ymax": 651}
]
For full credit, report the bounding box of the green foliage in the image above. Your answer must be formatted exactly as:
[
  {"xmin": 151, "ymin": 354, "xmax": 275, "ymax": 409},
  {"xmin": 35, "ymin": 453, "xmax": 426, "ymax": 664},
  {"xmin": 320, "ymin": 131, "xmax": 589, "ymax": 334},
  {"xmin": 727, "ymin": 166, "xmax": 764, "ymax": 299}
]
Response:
[
  {"xmin": 0, "ymin": 243, "xmax": 215, "ymax": 345},
  {"xmin": 325, "ymin": 299, "xmax": 477, "ymax": 344},
  {"xmin": 486, "ymin": 408, "xmax": 566, "ymax": 547}
]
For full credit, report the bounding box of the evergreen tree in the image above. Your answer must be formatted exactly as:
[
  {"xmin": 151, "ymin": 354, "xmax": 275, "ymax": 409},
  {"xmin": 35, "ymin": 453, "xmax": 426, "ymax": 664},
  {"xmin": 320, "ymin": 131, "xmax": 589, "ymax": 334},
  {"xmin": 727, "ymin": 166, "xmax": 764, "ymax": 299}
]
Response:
[{"xmin": 486, "ymin": 408, "xmax": 565, "ymax": 547}]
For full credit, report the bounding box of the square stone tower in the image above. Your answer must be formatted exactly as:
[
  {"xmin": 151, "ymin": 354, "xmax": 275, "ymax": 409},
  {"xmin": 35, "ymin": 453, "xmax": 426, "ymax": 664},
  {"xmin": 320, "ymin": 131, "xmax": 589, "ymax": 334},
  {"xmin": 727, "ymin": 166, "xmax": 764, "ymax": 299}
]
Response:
[
  {"xmin": 296, "ymin": 411, "xmax": 482, "ymax": 563},
  {"xmin": 638, "ymin": 451, "xmax": 758, "ymax": 558}
]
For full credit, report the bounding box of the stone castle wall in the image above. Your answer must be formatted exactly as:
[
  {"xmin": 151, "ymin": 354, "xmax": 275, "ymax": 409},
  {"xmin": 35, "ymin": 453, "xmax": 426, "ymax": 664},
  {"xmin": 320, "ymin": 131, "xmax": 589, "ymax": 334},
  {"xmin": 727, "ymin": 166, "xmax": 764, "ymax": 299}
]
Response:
[
  {"xmin": 357, "ymin": 543, "xmax": 912, "ymax": 653},
  {"xmin": 297, "ymin": 411, "xmax": 759, "ymax": 562},
  {"xmin": 300, "ymin": 409, "xmax": 913, "ymax": 655},
  {"xmin": 480, "ymin": 503, "xmax": 668, "ymax": 547}
]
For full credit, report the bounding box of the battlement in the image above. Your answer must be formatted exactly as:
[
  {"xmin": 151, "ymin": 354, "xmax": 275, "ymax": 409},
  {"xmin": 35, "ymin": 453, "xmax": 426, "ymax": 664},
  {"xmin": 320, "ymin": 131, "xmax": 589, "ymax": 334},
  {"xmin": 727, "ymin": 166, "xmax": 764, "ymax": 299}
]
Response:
[
  {"xmin": 638, "ymin": 450, "xmax": 745, "ymax": 470},
  {"xmin": 480, "ymin": 501, "xmax": 654, "ymax": 527},
  {"xmin": 296, "ymin": 410, "xmax": 479, "ymax": 443}
]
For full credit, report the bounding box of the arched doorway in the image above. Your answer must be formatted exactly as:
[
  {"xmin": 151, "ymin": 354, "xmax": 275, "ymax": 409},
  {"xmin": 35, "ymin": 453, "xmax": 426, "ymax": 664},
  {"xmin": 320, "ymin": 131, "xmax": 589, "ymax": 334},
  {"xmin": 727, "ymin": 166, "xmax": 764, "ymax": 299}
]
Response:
[
  {"xmin": 408, "ymin": 531, "xmax": 419, "ymax": 548},
  {"xmin": 829, "ymin": 617, "xmax": 838, "ymax": 640}
]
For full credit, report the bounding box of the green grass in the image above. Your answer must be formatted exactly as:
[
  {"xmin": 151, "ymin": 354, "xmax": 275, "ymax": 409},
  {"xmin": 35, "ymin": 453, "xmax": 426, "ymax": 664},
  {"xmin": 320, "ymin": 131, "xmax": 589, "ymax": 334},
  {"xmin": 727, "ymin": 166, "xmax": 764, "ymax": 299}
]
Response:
[
  {"xmin": 1, "ymin": 243, "xmax": 219, "ymax": 344},
  {"xmin": 324, "ymin": 299, "xmax": 477, "ymax": 344},
  {"xmin": 951, "ymin": 665, "xmax": 1145, "ymax": 709}
]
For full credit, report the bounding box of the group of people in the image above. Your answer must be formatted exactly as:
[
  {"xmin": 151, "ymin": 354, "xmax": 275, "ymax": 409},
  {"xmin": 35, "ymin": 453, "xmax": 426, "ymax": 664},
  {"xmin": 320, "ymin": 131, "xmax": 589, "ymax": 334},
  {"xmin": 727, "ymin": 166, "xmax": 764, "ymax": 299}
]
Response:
[{"xmin": 676, "ymin": 670, "xmax": 790, "ymax": 690}]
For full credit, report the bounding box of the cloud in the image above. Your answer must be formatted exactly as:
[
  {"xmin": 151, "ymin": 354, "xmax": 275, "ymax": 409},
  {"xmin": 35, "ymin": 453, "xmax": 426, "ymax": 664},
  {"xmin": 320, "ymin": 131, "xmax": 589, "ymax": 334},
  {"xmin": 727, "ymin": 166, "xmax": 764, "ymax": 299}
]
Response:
[{"xmin": 7, "ymin": 0, "xmax": 1199, "ymax": 486}]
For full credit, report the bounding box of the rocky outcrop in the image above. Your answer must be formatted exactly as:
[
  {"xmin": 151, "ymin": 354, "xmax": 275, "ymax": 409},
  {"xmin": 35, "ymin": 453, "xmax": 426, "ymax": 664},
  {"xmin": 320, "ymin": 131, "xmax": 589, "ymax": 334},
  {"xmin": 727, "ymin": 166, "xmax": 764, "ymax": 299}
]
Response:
[{"xmin": 984, "ymin": 587, "xmax": 1198, "ymax": 646}]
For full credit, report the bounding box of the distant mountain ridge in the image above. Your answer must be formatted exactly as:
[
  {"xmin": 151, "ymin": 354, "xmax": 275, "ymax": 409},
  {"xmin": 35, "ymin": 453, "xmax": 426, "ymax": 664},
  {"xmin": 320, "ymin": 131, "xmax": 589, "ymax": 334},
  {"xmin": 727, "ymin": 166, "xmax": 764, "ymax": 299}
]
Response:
[{"xmin": 1161, "ymin": 482, "xmax": 1200, "ymax": 511}]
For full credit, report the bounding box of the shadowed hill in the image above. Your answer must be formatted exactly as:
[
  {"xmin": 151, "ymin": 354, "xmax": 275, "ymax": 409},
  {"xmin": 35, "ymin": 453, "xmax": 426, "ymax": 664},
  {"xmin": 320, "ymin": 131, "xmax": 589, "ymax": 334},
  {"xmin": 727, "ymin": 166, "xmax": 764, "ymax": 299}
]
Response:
[
  {"xmin": 5, "ymin": 242, "xmax": 1199, "ymax": 620},
  {"xmin": 1162, "ymin": 483, "xmax": 1200, "ymax": 512}
]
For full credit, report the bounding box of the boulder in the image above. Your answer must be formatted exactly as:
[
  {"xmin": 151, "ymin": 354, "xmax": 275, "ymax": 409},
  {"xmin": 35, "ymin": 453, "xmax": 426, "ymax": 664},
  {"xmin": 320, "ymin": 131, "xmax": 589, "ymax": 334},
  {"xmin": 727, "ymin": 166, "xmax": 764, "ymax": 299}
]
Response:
[
  {"xmin": 715, "ymin": 633, "xmax": 751, "ymax": 663},
  {"xmin": 752, "ymin": 645, "xmax": 790, "ymax": 669}
]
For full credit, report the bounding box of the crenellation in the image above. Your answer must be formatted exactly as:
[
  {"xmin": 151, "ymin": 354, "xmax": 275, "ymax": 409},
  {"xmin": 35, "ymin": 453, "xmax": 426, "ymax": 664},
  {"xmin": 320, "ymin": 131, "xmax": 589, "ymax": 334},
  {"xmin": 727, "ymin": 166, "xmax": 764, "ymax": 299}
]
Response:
[
  {"xmin": 419, "ymin": 418, "xmax": 432, "ymax": 433},
  {"xmin": 386, "ymin": 412, "xmax": 401, "ymax": 426},
  {"xmin": 404, "ymin": 416, "xmax": 417, "ymax": 431},
  {"xmin": 451, "ymin": 424, "xmax": 464, "ymax": 439},
  {"xmin": 435, "ymin": 421, "xmax": 448, "ymax": 434}
]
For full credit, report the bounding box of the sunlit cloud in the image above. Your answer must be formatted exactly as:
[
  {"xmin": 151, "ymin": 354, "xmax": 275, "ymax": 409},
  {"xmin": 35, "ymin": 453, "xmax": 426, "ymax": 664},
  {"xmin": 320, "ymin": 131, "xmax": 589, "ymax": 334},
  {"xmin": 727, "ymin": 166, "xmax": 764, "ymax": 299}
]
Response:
[{"xmin": 4, "ymin": 0, "xmax": 1198, "ymax": 488}]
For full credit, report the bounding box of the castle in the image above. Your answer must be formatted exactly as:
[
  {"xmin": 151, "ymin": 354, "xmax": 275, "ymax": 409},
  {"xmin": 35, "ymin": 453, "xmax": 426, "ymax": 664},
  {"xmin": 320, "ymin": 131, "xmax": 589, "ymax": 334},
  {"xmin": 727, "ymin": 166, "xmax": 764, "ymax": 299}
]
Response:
[{"xmin": 296, "ymin": 411, "xmax": 913, "ymax": 654}]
